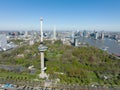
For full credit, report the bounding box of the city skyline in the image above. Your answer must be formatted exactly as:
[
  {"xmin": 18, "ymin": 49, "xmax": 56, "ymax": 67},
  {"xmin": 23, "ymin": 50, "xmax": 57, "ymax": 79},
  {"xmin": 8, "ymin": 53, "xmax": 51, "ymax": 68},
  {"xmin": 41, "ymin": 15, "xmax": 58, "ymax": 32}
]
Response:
[{"xmin": 0, "ymin": 0, "xmax": 120, "ymax": 31}]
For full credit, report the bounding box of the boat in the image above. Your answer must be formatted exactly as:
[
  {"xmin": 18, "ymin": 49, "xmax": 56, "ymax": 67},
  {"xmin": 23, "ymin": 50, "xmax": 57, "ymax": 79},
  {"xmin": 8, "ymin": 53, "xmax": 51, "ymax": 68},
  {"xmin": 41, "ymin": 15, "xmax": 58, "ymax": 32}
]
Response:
[{"xmin": 101, "ymin": 47, "xmax": 109, "ymax": 51}]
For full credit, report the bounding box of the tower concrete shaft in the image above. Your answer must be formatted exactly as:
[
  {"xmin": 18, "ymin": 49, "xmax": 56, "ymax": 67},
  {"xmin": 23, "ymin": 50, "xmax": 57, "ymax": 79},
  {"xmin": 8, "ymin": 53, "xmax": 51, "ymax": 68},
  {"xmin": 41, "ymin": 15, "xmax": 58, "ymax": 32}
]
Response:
[
  {"xmin": 41, "ymin": 52, "xmax": 44, "ymax": 75},
  {"xmin": 39, "ymin": 51, "xmax": 47, "ymax": 78}
]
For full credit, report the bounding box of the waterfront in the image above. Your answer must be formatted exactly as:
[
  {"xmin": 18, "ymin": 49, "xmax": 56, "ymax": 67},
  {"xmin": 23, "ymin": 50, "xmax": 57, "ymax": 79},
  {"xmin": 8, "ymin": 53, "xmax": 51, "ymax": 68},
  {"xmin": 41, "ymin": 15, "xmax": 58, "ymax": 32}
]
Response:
[{"xmin": 79, "ymin": 37, "xmax": 120, "ymax": 55}]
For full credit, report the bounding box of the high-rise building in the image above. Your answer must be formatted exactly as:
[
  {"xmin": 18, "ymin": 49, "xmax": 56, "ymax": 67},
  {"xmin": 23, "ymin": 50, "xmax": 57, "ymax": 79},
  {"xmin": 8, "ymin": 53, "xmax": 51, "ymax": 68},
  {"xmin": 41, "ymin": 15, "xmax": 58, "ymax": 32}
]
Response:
[
  {"xmin": 101, "ymin": 31, "xmax": 104, "ymax": 40},
  {"xmin": 94, "ymin": 31, "xmax": 98, "ymax": 40},
  {"xmin": 24, "ymin": 31, "xmax": 28, "ymax": 37},
  {"xmin": 83, "ymin": 30, "xmax": 88, "ymax": 37},
  {"xmin": 53, "ymin": 26, "xmax": 56, "ymax": 40},
  {"xmin": 74, "ymin": 38, "xmax": 78, "ymax": 46},
  {"xmin": 0, "ymin": 34, "xmax": 7, "ymax": 51}
]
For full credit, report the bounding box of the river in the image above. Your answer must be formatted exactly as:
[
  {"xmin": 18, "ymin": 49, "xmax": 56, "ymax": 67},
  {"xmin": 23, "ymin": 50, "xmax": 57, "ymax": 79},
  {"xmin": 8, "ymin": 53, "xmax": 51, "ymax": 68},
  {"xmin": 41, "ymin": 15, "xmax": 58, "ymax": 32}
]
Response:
[{"xmin": 78, "ymin": 37, "xmax": 120, "ymax": 55}]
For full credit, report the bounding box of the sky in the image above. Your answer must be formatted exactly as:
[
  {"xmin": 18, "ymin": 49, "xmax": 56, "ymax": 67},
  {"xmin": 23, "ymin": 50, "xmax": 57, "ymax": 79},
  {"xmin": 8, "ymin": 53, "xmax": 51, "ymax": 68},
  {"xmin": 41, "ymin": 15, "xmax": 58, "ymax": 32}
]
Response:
[{"xmin": 0, "ymin": 0, "xmax": 120, "ymax": 31}]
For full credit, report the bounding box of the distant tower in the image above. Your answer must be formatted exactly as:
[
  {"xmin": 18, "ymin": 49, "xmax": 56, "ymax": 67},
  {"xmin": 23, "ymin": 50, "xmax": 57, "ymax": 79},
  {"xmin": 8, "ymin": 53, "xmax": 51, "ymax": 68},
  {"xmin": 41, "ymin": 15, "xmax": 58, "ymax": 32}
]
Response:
[
  {"xmin": 53, "ymin": 26, "xmax": 56, "ymax": 40},
  {"xmin": 38, "ymin": 18, "xmax": 48, "ymax": 78}
]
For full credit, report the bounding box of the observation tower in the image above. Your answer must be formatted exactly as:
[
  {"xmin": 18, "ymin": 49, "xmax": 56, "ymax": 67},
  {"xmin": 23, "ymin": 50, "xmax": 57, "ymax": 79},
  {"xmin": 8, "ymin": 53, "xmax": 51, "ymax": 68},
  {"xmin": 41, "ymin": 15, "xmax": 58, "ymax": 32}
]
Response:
[{"xmin": 38, "ymin": 18, "xmax": 48, "ymax": 78}]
